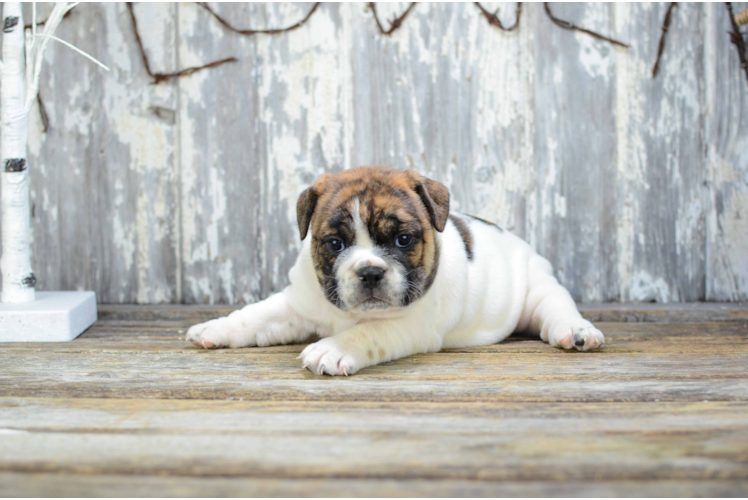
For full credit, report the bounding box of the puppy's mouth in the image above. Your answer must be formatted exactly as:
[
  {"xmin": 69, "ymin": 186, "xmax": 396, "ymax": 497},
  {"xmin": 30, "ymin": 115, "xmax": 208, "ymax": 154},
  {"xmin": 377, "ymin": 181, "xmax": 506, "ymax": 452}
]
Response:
[
  {"xmin": 353, "ymin": 296, "xmax": 392, "ymax": 311},
  {"xmin": 361, "ymin": 297, "xmax": 388, "ymax": 305}
]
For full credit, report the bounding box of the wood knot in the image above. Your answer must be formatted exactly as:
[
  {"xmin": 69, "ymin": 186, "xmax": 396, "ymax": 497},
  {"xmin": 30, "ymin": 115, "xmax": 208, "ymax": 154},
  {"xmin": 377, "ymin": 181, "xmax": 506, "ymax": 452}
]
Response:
[{"xmin": 736, "ymin": 9, "xmax": 748, "ymax": 27}]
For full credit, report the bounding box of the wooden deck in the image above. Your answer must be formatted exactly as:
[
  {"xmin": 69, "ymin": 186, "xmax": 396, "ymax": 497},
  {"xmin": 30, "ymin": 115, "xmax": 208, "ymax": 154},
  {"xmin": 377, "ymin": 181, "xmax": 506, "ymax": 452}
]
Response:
[{"xmin": 1, "ymin": 304, "xmax": 747, "ymax": 497}]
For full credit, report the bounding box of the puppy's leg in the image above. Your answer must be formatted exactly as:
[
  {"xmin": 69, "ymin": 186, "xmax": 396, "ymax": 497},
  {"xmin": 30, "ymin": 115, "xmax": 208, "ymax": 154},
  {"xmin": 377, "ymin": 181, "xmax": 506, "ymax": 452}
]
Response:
[
  {"xmin": 516, "ymin": 254, "xmax": 605, "ymax": 351},
  {"xmin": 298, "ymin": 320, "xmax": 442, "ymax": 376},
  {"xmin": 186, "ymin": 292, "xmax": 314, "ymax": 349}
]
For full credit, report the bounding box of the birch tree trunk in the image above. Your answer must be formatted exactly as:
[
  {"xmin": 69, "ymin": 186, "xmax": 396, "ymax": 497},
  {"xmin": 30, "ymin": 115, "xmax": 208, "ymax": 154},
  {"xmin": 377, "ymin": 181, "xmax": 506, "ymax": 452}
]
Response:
[{"xmin": 1, "ymin": 3, "xmax": 35, "ymax": 303}]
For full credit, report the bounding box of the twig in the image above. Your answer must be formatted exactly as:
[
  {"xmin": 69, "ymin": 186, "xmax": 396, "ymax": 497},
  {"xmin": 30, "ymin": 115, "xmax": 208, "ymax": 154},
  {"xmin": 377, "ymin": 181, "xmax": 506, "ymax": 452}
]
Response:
[
  {"xmin": 127, "ymin": 3, "xmax": 236, "ymax": 84},
  {"xmin": 544, "ymin": 3, "xmax": 629, "ymax": 48},
  {"xmin": 368, "ymin": 2, "xmax": 416, "ymax": 35},
  {"xmin": 33, "ymin": 34, "xmax": 110, "ymax": 71},
  {"xmin": 36, "ymin": 93, "xmax": 49, "ymax": 133},
  {"xmin": 24, "ymin": 3, "xmax": 74, "ymax": 134},
  {"xmin": 24, "ymin": 8, "xmax": 74, "ymax": 30},
  {"xmin": 197, "ymin": 2, "xmax": 320, "ymax": 36},
  {"xmin": 652, "ymin": 2, "xmax": 677, "ymax": 78},
  {"xmin": 727, "ymin": 2, "xmax": 748, "ymax": 91},
  {"xmin": 474, "ymin": 2, "xmax": 521, "ymax": 32}
]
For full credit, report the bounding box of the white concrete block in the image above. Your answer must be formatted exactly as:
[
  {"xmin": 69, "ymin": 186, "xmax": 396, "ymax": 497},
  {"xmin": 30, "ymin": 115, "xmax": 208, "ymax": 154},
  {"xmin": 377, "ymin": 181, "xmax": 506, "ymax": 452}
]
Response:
[{"xmin": 0, "ymin": 291, "xmax": 97, "ymax": 342}]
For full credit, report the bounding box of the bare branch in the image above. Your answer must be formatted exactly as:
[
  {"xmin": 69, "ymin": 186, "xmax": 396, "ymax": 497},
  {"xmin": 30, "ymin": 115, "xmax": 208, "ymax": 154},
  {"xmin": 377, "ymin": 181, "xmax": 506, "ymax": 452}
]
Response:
[
  {"xmin": 24, "ymin": 8, "xmax": 74, "ymax": 30},
  {"xmin": 652, "ymin": 2, "xmax": 677, "ymax": 78},
  {"xmin": 474, "ymin": 2, "xmax": 521, "ymax": 32},
  {"xmin": 126, "ymin": 2, "xmax": 236, "ymax": 84},
  {"xmin": 197, "ymin": 2, "xmax": 320, "ymax": 36},
  {"xmin": 726, "ymin": 2, "xmax": 748, "ymax": 92},
  {"xmin": 368, "ymin": 2, "xmax": 416, "ymax": 35},
  {"xmin": 544, "ymin": 3, "xmax": 629, "ymax": 48},
  {"xmin": 36, "ymin": 93, "xmax": 49, "ymax": 134}
]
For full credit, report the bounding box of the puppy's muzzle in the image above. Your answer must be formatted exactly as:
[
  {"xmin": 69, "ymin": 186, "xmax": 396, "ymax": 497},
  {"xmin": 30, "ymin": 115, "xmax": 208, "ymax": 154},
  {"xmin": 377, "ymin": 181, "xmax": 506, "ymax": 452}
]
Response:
[{"xmin": 358, "ymin": 267, "xmax": 385, "ymax": 289}]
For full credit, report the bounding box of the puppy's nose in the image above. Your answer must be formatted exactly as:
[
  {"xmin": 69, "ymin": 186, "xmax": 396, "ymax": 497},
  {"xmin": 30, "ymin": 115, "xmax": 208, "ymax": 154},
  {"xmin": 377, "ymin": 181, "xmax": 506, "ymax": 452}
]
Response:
[{"xmin": 358, "ymin": 267, "xmax": 385, "ymax": 289}]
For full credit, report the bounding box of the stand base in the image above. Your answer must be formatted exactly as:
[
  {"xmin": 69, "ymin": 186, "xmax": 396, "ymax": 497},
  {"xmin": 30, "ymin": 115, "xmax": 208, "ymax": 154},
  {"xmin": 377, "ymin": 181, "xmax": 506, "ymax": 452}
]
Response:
[{"xmin": 0, "ymin": 291, "xmax": 97, "ymax": 342}]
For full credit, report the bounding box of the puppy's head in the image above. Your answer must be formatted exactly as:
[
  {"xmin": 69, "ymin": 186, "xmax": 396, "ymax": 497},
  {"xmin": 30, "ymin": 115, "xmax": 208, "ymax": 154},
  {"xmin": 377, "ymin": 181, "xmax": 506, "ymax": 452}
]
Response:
[{"xmin": 297, "ymin": 166, "xmax": 449, "ymax": 313}]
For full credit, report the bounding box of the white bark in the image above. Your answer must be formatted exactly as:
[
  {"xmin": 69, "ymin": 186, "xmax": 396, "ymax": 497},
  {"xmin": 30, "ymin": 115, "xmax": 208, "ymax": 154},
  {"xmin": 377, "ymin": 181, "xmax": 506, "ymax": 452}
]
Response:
[
  {"xmin": 1, "ymin": 2, "xmax": 82, "ymax": 303},
  {"xmin": 1, "ymin": 2, "xmax": 34, "ymax": 303}
]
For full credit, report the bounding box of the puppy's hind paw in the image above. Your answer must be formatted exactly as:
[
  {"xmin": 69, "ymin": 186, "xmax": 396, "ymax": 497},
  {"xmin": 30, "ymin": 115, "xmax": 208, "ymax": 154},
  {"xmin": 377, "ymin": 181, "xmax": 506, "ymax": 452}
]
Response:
[{"xmin": 550, "ymin": 323, "xmax": 605, "ymax": 351}]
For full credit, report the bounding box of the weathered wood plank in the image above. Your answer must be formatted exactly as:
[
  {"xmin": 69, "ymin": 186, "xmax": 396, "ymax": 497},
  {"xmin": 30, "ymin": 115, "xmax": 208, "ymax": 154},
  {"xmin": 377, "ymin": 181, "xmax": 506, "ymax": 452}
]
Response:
[
  {"xmin": 0, "ymin": 399, "xmax": 747, "ymax": 489},
  {"xmin": 2, "ymin": 2, "xmax": 745, "ymax": 304},
  {"xmin": 347, "ymin": 3, "xmax": 535, "ymax": 241},
  {"xmin": 1, "ymin": 321, "xmax": 746, "ymax": 402},
  {"xmin": 705, "ymin": 2, "xmax": 748, "ymax": 301},
  {"xmin": 3, "ymin": 397, "xmax": 747, "ymax": 434},
  {"xmin": 177, "ymin": 2, "xmax": 262, "ymax": 305},
  {"xmin": 177, "ymin": 2, "xmax": 344, "ymax": 304},
  {"xmin": 1, "ymin": 311, "xmax": 747, "ymax": 496},
  {"xmin": 24, "ymin": 3, "xmax": 181, "ymax": 303},
  {"xmin": 613, "ymin": 3, "xmax": 707, "ymax": 302},
  {"xmin": 578, "ymin": 303, "xmax": 748, "ymax": 323},
  {"xmin": 1, "ymin": 2, "xmax": 748, "ymax": 303},
  {"xmin": 0, "ymin": 321, "xmax": 746, "ymax": 347},
  {"xmin": 533, "ymin": 3, "xmax": 618, "ymax": 302},
  {"xmin": 0, "ymin": 400, "xmax": 746, "ymax": 481},
  {"xmin": 94, "ymin": 302, "xmax": 748, "ymax": 323},
  {"xmin": 2, "ymin": 473, "xmax": 746, "ymax": 498}
]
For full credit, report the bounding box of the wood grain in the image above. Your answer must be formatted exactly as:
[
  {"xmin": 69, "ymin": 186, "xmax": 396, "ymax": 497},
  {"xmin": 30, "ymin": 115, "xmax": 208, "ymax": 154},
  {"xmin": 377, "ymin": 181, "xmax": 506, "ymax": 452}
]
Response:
[
  {"xmin": 1, "ymin": 308, "xmax": 748, "ymax": 495},
  {"xmin": 533, "ymin": 3, "xmax": 617, "ymax": 302},
  {"xmin": 1, "ymin": 398, "xmax": 747, "ymax": 482},
  {"xmin": 91, "ymin": 302, "xmax": 748, "ymax": 323},
  {"xmin": 25, "ymin": 3, "xmax": 181, "ymax": 303},
  {"xmin": 612, "ymin": 3, "xmax": 706, "ymax": 302},
  {"xmin": 2, "ymin": 473, "xmax": 746, "ymax": 498},
  {"xmin": 0, "ymin": 3, "xmax": 743, "ymax": 303},
  {"xmin": 705, "ymin": 2, "xmax": 748, "ymax": 301},
  {"xmin": 1, "ymin": 321, "xmax": 747, "ymax": 403}
]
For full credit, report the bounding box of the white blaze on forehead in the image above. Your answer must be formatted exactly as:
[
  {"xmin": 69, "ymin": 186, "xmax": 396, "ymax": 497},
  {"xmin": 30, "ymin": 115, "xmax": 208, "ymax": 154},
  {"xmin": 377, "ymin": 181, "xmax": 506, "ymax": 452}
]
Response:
[
  {"xmin": 350, "ymin": 198, "xmax": 374, "ymax": 249},
  {"xmin": 334, "ymin": 198, "xmax": 387, "ymax": 275},
  {"xmin": 351, "ymin": 250, "xmax": 387, "ymax": 272}
]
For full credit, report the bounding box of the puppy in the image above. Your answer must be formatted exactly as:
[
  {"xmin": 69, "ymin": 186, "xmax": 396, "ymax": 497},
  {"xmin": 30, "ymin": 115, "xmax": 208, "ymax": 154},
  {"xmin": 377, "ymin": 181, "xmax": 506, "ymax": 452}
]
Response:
[{"xmin": 187, "ymin": 166, "xmax": 604, "ymax": 375}]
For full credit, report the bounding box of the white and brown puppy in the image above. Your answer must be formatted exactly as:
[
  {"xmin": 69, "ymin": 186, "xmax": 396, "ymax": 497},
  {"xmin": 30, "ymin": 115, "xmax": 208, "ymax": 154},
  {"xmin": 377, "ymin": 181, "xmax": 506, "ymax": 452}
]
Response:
[{"xmin": 187, "ymin": 166, "xmax": 604, "ymax": 375}]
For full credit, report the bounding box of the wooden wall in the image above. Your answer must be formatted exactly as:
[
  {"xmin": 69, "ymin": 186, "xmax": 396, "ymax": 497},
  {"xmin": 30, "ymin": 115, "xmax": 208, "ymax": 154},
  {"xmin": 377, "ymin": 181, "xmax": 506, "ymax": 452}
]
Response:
[{"xmin": 1, "ymin": 2, "xmax": 746, "ymax": 304}]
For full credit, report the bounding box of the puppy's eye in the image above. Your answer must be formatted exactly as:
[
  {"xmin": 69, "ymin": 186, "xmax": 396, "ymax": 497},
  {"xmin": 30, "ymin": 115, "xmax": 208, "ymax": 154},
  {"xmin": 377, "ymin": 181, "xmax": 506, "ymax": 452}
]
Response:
[
  {"xmin": 327, "ymin": 239, "xmax": 345, "ymax": 252},
  {"xmin": 395, "ymin": 234, "xmax": 413, "ymax": 248}
]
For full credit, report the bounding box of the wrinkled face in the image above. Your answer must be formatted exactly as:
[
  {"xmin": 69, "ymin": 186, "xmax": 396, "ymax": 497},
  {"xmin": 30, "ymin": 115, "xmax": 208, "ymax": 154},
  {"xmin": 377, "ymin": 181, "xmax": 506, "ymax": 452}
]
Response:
[{"xmin": 297, "ymin": 166, "xmax": 450, "ymax": 313}]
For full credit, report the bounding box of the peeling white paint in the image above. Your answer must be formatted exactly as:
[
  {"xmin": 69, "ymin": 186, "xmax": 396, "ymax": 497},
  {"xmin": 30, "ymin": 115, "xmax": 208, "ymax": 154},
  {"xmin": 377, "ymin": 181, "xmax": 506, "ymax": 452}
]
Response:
[
  {"xmin": 205, "ymin": 165, "xmax": 226, "ymax": 263},
  {"xmin": 575, "ymin": 4, "xmax": 615, "ymax": 81},
  {"xmin": 554, "ymin": 194, "xmax": 567, "ymax": 218},
  {"xmin": 218, "ymin": 259, "xmax": 234, "ymax": 304},
  {"xmin": 629, "ymin": 271, "xmax": 671, "ymax": 303},
  {"xmin": 18, "ymin": 2, "xmax": 747, "ymax": 304},
  {"xmin": 614, "ymin": 3, "xmax": 646, "ymax": 301}
]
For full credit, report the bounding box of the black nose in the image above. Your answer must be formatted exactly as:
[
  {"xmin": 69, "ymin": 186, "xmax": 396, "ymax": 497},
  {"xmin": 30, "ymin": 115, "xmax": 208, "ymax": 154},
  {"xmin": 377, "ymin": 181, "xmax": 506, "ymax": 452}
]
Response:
[{"xmin": 358, "ymin": 267, "xmax": 385, "ymax": 289}]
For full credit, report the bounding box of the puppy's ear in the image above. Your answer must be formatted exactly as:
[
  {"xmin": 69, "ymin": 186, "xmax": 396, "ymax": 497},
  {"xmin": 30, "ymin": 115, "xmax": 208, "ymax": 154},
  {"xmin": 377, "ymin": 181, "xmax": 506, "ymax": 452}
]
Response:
[
  {"xmin": 405, "ymin": 170, "xmax": 450, "ymax": 232},
  {"xmin": 296, "ymin": 187, "xmax": 318, "ymax": 241},
  {"xmin": 296, "ymin": 175, "xmax": 329, "ymax": 240}
]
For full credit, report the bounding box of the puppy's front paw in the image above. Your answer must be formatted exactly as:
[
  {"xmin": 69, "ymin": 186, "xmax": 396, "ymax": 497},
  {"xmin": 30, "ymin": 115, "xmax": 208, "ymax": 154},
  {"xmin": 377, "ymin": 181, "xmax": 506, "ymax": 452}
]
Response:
[
  {"xmin": 549, "ymin": 323, "xmax": 605, "ymax": 351},
  {"xmin": 299, "ymin": 337, "xmax": 364, "ymax": 376},
  {"xmin": 186, "ymin": 318, "xmax": 231, "ymax": 349}
]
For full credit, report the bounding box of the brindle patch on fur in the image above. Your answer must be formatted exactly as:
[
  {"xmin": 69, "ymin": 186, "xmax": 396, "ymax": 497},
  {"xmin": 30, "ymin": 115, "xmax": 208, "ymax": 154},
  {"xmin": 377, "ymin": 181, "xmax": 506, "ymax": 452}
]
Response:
[
  {"xmin": 449, "ymin": 214, "xmax": 474, "ymax": 260},
  {"xmin": 296, "ymin": 166, "xmax": 449, "ymax": 309},
  {"xmin": 465, "ymin": 213, "xmax": 504, "ymax": 232}
]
